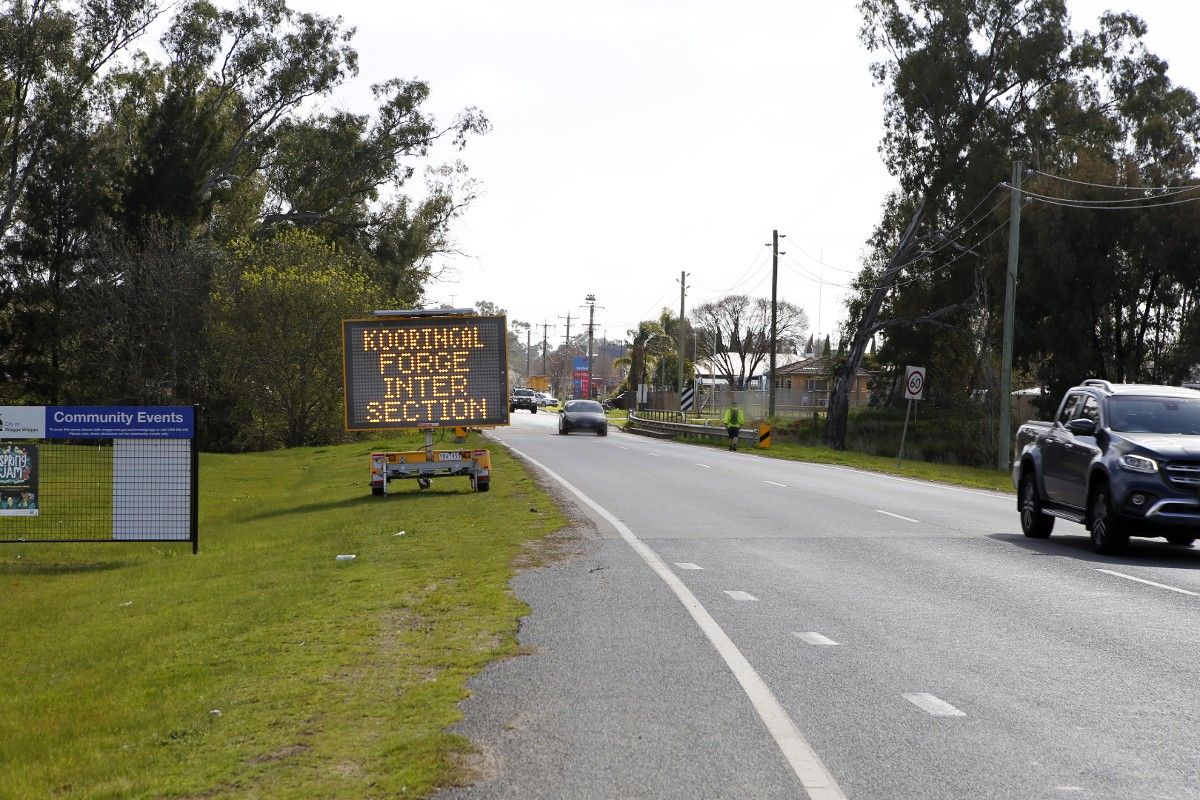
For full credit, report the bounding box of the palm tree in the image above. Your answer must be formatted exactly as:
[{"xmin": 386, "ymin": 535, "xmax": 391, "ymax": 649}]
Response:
[{"xmin": 616, "ymin": 315, "xmax": 676, "ymax": 391}]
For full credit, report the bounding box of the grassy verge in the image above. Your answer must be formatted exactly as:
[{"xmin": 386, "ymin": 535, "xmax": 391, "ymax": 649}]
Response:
[
  {"xmin": 0, "ymin": 433, "xmax": 565, "ymax": 799},
  {"xmin": 678, "ymin": 435, "xmax": 1014, "ymax": 493}
]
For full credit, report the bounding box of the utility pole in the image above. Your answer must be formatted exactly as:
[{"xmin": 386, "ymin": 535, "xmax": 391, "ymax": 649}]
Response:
[
  {"xmin": 998, "ymin": 160, "xmax": 1023, "ymax": 471},
  {"xmin": 768, "ymin": 229, "xmax": 782, "ymax": 418},
  {"xmin": 541, "ymin": 322, "xmax": 551, "ymax": 374},
  {"xmin": 524, "ymin": 324, "xmax": 531, "ymax": 385},
  {"xmin": 584, "ymin": 294, "xmax": 597, "ymax": 399},
  {"xmin": 559, "ymin": 313, "xmax": 572, "ymax": 398},
  {"xmin": 676, "ymin": 271, "xmax": 689, "ymax": 394},
  {"xmin": 602, "ymin": 330, "xmax": 608, "ymax": 382}
]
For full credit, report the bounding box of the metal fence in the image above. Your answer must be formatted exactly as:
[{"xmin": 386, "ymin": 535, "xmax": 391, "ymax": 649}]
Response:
[
  {"xmin": 0, "ymin": 406, "xmax": 199, "ymax": 551},
  {"xmin": 641, "ymin": 387, "xmax": 853, "ymax": 419}
]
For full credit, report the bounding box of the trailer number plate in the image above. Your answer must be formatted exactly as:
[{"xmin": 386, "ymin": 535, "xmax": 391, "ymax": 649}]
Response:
[{"xmin": 437, "ymin": 452, "xmax": 463, "ymax": 461}]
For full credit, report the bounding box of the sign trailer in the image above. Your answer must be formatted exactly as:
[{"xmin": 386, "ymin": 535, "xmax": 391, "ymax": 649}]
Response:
[{"xmin": 342, "ymin": 311, "xmax": 509, "ymax": 495}]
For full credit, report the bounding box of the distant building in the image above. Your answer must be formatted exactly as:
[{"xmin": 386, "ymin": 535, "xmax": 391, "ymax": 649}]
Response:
[
  {"xmin": 771, "ymin": 356, "xmax": 873, "ymax": 408},
  {"xmin": 694, "ymin": 353, "xmax": 807, "ymax": 390}
]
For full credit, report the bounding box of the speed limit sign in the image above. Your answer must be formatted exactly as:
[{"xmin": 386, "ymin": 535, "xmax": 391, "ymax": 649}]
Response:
[{"xmin": 903, "ymin": 366, "xmax": 926, "ymax": 400}]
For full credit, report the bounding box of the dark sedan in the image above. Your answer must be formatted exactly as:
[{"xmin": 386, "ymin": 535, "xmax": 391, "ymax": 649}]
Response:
[{"xmin": 558, "ymin": 400, "xmax": 609, "ymax": 436}]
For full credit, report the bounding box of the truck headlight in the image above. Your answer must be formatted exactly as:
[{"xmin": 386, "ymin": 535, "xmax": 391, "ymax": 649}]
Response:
[{"xmin": 1119, "ymin": 454, "xmax": 1158, "ymax": 474}]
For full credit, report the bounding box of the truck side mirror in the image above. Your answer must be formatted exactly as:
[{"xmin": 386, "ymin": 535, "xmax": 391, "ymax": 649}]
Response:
[{"xmin": 1066, "ymin": 418, "xmax": 1096, "ymax": 437}]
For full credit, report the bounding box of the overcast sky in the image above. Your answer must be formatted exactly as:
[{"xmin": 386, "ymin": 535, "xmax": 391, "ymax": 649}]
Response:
[{"xmin": 283, "ymin": 1, "xmax": 1200, "ymax": 350}]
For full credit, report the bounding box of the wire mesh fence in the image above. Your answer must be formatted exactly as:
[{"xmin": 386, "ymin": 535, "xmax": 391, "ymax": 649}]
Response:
[{"xmin": 0, "ymin": 406, "xmax": 198, "ymax": 551}]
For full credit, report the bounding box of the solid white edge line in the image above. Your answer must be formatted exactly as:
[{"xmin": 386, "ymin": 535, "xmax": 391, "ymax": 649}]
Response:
[
  {"xmin": 501, "ymin": 442, "xmax": 847, "ymax": 799},
  {"xmin": 902, "ymin": 693, "xmax": 967, "ymax": 717},
  {"xmin": 875, "ymin": 509, "xmax": 920, "ymax": 524},
  {"xmin": 1094, "ymin": 568, "xmax": 1199, "ymax": 596}
]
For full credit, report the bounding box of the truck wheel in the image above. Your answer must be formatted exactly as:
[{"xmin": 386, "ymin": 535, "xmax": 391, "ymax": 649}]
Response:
[
  {"xmin": 1166, "ymin": 535, "xmax": 1195, "ymax": 547},
  {"xmin": 476, "ymin": 478, "xmax": 490, "ymax": 492},
  {"xmin": 417, "ymin": 477, "xmax": 432, "ymax": 490},
  {"xmin": 1090, "ymin": 485, "xmax": 1129, "ymax": 555},
  {"xmin": 532, "ymin": 406, "xmax": 537, "ymax": 414},
  {"xmin": 1019, "ymin": 474, "xmax": 1054, "ymax": 539},
  {"xmin": 372, "ymin": 486, "xmax": 384, "ymax": 496}
]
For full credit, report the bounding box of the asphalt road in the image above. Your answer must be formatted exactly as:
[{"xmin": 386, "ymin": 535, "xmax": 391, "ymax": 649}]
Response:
[{"xmin": 439, "ymin": 411, "xmax": 1200, "ymax": 800}]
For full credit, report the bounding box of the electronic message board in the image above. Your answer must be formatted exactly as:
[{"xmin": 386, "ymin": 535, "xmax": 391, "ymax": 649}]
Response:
[{"xmin": 342, "ymin": 315, "xmax": 509, "ymax": 430}]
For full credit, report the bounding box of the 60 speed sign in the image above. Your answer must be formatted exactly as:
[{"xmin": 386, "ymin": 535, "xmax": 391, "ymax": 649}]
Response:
[{"xmin": 903, "ymin": 366, "xmax": 926, "ymax": 400}]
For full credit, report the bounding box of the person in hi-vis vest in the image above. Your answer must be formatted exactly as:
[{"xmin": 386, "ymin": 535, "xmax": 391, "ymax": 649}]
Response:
[{"xmin": 723, "ymin": 400, "xmax": 745, "ymax": 451}]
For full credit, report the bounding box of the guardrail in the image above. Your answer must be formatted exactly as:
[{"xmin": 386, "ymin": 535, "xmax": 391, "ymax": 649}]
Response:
[{"xmin": 627, "ymin": 410, "xmax": 757, "ymax": 443}]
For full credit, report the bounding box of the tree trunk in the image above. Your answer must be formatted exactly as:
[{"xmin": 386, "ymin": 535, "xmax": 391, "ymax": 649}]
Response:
[{"xmin": 824, "ymin": 196, "xmax": 928, "ymax": 449}]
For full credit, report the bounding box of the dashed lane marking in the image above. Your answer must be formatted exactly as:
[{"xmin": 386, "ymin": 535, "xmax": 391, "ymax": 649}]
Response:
[
  {"xmin": 696, "ymin": 463, "xmax": 712, "ymax": 469},
  {"xmin": 903, "ymin": 693, "xmax": 966, "ymax": 717},
  {"xmin": 793, "ymin": 632, "xmax": 839, "ymax": 646},
  {"xmin": 498, "ymin": 443, "xmax": 847, "ymax": 799},
  {"xmin": 675, "ymin": 562, "xmax": 704, "ymax": 570},
  {"xmin": 876, "ymin": 509, "xmax": 920, "ymax": 523},
  {"xmin": 724, "ymin": 590, "xmax": 759, "ymax": 602},
  {"xmin": 765, "ymin": 480, "xmax": 788, "ymax": 488},
  {"xmin": 1095, "ymin": 569, "xmax": 1198, "ymax": 596}
]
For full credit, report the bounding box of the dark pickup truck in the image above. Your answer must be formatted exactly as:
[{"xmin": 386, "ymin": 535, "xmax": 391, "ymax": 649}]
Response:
[
  {"xmin": 509, "ymin": 387, "xmax": 539, "ymax": 414},
  {"xmin": 1013, "ymin": 379, "xmax": 1200, "ymax": 554}
]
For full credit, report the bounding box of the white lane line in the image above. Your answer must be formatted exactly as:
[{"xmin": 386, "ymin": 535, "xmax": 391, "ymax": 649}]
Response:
[
  {"xmin": 903, "ymin": 693, "xmax": 966, "ymax": 717},
  {"xmin": 724, "ymin": 590, "xmax": 759, "ymax": 602},
  {"xmin": 826, "ymin": 464, "xmax": 1010, "ymax": 500},
  {"xmin": 619, "ymin": 446, "xmax": 629, "ymax": 450},
  {"xmin": 695, "ymin": 463, "xmax": 712, "ymax": 469},
  {"xmin": 499, "ymin": 442, "xmax": 847, "ymax": 799},
  {"xmin": 765, "ymin": 480, "xmax": 789, "ymax": 488},
  {"xmin": 1095, "ymin": 569, "xmax": 1199, "ymax": 597},
  {"xmin": 794, "ymin": 632, "xmax": 839, "ymax": 646},
  {"xmin": 675, "ymin": 562, "xmax": 704, "ymax": 570},
  {"xmin": 647, "ymin": 452, "xmax": 662, "ymax": 457},
  {"xmin": 875, "ymin": 509, "xmax": 920, "ymax": 523}
]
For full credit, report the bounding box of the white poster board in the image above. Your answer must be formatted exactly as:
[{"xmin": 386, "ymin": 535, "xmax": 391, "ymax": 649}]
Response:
[{"xmin": 113, "ymin": 439, "xmax": 191, "ymax": 540}]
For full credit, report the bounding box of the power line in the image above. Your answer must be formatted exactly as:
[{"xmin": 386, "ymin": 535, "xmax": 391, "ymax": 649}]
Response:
[
  {"xmin": 692, "ymin": 246, "xmax": 769, "ymax": 296},
  {"xmin": 779, "ymin": 210, "xmax": 1013, "ymax": 293},
  {"xmin": 1012, "ymin": 183, "xmax": 1200, "ymax": 210},
  {"xmin": 1011, "ymin": 183, "xmax": 1200, "ymax": 205},
  {"xmin": 1029, "ymin": 169, "xmax": 1200, "ymax": 193}
]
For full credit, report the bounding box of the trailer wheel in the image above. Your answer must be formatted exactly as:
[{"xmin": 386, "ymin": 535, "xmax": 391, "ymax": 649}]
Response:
[
  {"xmin": 372, "ymin": 486, "xmax": 384, "ymax": 496},
  {"xmin": 476, "ymin": 478, "xmax": 490, "ymax": 492},
  {"xmin": 418, "ymin": 477, "xmax": 432, "ymax": 490}
]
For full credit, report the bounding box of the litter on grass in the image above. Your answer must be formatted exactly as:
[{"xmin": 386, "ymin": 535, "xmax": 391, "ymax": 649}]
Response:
[{"xmin": 336, "ymin": 554, "xmax": 356, "ymax": 561}]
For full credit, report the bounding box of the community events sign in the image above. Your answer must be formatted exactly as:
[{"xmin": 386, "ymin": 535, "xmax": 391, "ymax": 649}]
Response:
[
  {"xmin": 0, "ymin": 406, "xmax": 194, "ymax": 439},
  {"xmin": 342, "ymin": 315, "xmax": 509, "ymax": 430}
]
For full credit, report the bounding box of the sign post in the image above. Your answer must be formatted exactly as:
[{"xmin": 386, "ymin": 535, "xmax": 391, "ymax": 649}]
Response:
[{"xmin": 897, "ymin": 365, "xmax": 925, "ymax": 467}]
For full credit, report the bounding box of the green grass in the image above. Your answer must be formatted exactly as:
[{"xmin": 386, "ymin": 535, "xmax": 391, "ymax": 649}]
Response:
[
  {"xmin": 678, "ymin": 435, "xmax": 1015, "ymax": 493},
  {"xmin": 0, "ymin": 434, "xmax": 565, "ymax": 799}
]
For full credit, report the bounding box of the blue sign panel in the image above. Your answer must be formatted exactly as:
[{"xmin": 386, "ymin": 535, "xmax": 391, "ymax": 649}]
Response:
[{"xmin": 46, "ymin": 406, "xmax": 195, "ymax": 439}]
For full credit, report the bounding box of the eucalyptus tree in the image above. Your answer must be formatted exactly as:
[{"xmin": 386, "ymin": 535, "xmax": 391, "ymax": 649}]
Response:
[{"xmin": 827, "ymin": 0, "xmax": 1101, "ymax": 449}]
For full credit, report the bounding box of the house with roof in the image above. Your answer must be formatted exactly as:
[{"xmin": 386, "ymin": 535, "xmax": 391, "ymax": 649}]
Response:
[
  {"xmin": 693, "ymin": 352, "xmax": 807, "ymax": 390},
  {"xmin": 770, "ymin": 356, "xmax": 873, "ymax": 408}
]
